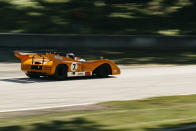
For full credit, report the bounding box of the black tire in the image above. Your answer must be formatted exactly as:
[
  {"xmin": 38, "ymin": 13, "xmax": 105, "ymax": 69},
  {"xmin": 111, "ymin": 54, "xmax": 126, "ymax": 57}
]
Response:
[
  {"xmin": 94, "ymin": 64, "xmax": 110, "ymax": 78},
  {"xmin": 53, "ymin": 64, "xmax": 68, "ymax": 80},
  {"xmin": 26, "ymin": 72, "xmax": 40, "ymax": 78}
]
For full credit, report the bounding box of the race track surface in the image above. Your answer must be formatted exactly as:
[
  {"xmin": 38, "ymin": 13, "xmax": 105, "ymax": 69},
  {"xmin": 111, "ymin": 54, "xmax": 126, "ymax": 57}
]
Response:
[{"xmin": 1, "ymin": 63, "xmax": 196, "ymax": 112}]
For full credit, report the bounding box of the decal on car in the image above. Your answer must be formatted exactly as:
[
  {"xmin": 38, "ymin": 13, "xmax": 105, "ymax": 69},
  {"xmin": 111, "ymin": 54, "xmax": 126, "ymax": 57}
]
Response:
[
  {"xmin": 71, "ymin": 62, "xmax": 78, "ymax": 71},
  {"xmin": 68, "ymin": 72, "xmax": 85, "ymax": 77},
  {"xmin": 67, "ymin": 71, "xmax": 92, "ymax": 77},
  {"xmin": 85, "ymin": 72, "xmax": 92, "ymax": 76}
]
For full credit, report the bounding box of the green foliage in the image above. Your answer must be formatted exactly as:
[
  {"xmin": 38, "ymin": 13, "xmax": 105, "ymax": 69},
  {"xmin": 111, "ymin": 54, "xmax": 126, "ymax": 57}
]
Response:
[{"xmin": 0, "ymin": 0, "xmax": 195, "ymax": 35}]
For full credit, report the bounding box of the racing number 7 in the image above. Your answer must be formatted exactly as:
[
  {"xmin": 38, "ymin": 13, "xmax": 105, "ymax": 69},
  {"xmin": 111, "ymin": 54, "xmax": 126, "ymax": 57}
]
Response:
[{"xmin": 72, "ymin": 63, "xmax": 76, "ymax": 71}]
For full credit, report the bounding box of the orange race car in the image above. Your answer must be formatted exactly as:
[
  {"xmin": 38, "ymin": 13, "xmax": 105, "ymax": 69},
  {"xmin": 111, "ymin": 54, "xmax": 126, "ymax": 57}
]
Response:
[{"xmin": 14, "ymin": 51, "xmax": 120, "ymax": 80}]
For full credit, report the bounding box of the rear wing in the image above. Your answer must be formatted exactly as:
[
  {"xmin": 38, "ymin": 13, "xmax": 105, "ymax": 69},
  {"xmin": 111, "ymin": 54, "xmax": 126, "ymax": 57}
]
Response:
[
  {"xmin": 14, "ymin": 51, "xmax": 67, "ymax": 63},
  {"xmin": 14, "ymin": 51, "xmax": 35, "ymax": 62}
]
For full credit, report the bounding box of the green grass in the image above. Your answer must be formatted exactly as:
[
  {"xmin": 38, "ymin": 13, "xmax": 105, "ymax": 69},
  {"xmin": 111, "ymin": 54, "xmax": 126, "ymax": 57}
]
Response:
[
  {"xmin": 1, "ymin": 95, "xmax": 196, "ymax": 131},
  {"xmin": 0, "ymin": 0, "xmax": 195, "ymax": 35}
]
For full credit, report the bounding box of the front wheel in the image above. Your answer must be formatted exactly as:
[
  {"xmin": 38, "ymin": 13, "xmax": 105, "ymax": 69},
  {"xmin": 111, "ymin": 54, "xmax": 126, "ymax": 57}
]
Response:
[
  {"xmin": 53, "ymin": 64, "xmax": 68, "ymax": 80},
  {"xmin": 94, "ymin": 64, "xmax": 110, "ymax": 78}
]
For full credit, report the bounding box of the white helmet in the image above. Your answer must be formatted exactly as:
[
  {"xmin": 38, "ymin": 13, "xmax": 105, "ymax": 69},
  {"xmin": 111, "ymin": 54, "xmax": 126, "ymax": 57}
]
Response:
[{"xmin": 66, "ymin": 53, "xmax": 75, "ymax": 59}]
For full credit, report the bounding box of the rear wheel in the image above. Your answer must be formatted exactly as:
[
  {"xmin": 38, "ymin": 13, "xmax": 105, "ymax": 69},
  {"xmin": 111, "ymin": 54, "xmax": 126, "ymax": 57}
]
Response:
[
  {"xmin": 94, "ymin": 64, "xmax": 110, "ymax": 78},
  {"xmin": 53, "ymin": 64, "xmax": 68, "ymax": 80},
  {"xmin": 26, "ymin": 72, "xmax": 40, "ymax": 78}
]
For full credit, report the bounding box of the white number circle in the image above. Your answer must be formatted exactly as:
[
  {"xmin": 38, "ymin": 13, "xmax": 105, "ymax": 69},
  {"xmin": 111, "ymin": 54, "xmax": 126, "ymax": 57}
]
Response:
[{"xmin": 71, "ymin": 62, "xmax": 78, "ymax": 71}]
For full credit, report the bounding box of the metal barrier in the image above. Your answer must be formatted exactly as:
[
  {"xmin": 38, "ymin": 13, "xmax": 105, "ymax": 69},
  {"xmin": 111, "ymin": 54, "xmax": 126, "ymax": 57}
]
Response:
[{"xmin": 0, "ymin": 33, "xmax": 196, "ymax": 49}]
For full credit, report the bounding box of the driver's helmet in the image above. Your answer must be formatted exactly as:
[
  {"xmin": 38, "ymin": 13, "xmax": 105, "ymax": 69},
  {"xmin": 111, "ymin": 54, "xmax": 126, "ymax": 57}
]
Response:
[{"xmin": 66, "ymin": 53, "xmax": 75, "ymax": 59}]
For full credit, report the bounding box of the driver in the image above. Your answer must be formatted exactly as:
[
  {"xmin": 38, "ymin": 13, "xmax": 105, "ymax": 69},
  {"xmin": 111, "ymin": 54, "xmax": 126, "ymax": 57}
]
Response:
[
  {"xmin": 66, "ymin": 53, "xmax": 86, "ymax": 61},
  {"xmin": 66, "ymin": 53, "xmax": 75, "ymax": 59}
]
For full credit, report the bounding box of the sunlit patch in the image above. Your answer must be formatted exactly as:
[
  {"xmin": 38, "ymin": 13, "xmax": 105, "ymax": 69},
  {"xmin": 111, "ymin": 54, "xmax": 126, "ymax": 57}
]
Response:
[
  {"xmin": 27, "ymin": 12, "xmax": 43, "ymax": 16},
  {"xmin": 44, "ymin": 0, "xmax": 70, "ymax": 3},
  {"xmin": 181, "ymin": 53, "xmax": 196, "ymax": 58},
  {"xmin": 157, "ymin": 30, "xmax": 180, "ymax": 36},
  {"xmin": 109, "ymin": 13, "xmax": 134, "ymax": 19},
  {"xmin": 94, "ymin": 1, "xmax": 106, "ymax": 7},
  {"xmin": 101, "ymin": 50, "xmax": 125, "ymax": 55},
  {"xmin": 9, "ymin": 0, "xmax": 37, "ymax": 7}
]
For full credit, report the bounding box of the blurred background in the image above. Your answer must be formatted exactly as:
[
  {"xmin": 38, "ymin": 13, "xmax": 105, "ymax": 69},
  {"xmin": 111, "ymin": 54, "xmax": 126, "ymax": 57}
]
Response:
[
  {"xmin": 0, "ymin": 0, "xmax": 195, "ymax": 35},
  {"xmin": 1, "ymin": 0, "xmax": 196, "ymax": 65}
]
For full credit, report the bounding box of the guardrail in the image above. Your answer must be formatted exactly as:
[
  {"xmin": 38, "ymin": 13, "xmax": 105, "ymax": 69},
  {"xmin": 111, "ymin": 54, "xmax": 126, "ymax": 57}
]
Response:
[{"xmin": 0, "ymin": 33, "xmax": 196, "ymax": 49}]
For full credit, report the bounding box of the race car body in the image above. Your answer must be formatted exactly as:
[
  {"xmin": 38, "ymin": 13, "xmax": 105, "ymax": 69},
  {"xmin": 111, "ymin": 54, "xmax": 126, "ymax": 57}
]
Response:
[{"xmin": 14, "ymin": 51, "xmax": 120, "ymax": 80}]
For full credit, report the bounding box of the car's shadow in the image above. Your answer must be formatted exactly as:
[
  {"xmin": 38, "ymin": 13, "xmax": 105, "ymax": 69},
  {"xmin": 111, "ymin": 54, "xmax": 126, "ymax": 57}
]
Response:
[{"xmin": 0, "ymin": 76, "xmax": 116, "ymax": 84}]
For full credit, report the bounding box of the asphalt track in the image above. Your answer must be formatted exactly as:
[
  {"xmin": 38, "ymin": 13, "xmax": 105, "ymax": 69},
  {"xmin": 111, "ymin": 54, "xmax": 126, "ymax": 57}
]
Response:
[{"xmin": 1, "ymin": 63, "xmax": 196, "ymax": 112}]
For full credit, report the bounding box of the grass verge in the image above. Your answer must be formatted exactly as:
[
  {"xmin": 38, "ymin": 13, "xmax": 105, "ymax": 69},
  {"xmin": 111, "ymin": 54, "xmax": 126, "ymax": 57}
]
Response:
[{"xmin": 1, "ymin": 95, "xmax": 196, "ymax": 131}]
